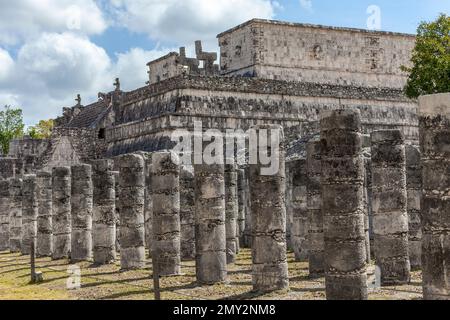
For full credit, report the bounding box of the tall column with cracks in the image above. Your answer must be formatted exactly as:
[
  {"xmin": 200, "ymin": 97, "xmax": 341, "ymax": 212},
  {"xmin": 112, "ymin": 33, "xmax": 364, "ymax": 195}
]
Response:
[
  {"xmin": 52, "ymin": 167, "xmax": 71, "ymax": 260},
  {"xmin": 118, "ymin": 154, "xmax": 145, "ymax": 270},
  {"xmin": 371, "ymin": 130, "xmax": 410, "ymax": 285},
  {"xmin": 151, "ymin": 151, "xmax": 181, "ymax": 276},
  {"xmin": 70, "ymin": 164, "xmax": 93, "ymax": 262},
  {"xmin": 419, "ymin": 93, "xmax": 450, "ymax": 300},
  {"xmin": 92, "ymin": 160, "xmax": 117, "ymax": 265},
  {"xmin": 21, "ymin": 175, "xmax": 38, "ymax": 255},
  {"xmin": 36, "ymin": 171, "xmax": 53, "ymax": 257},
  {"xmin": 306, "ymin": 140, "xmax": 324, "ymax": 277},
  {"xmin": 9, "ymin": 178, "xmax": 23, "ymax": 253},
  {"xmin": 321, "ymin": 109, "xmax": 368, "ymax": 300},
  {"xmin": 249, "ymin": 124, "xmax": 289, "ymax": 292}
]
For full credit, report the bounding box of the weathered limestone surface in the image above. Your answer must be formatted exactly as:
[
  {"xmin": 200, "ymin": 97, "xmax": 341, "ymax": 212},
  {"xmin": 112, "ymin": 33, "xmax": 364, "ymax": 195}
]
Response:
[
  {"xmin": 406, "ymin": 145, "xmax": 422, "ymax": 270},
  {"xmin": 194, "ymin": 139, "xmax": 227, "ymax": 284},
  {"xmin": 0, "ymin": 158, "xmax": 15, "ymax": 180},
  {"xmin": 151, "ymin": 151, "xmax": 181, "ymax": 276},
  {"xmin": 242, "ymin": 167, "xmax": 252, "ymax": 248},
  {"xmin": 180, "ymin": 165, "xmax": 195, "ymax": 260},
  {"xmin": 237, "ymin": 168, "xmax": 247, "ymax": 247},
  {"xmin": 306, "ymin": 140, "xmax": 324, "ymax": 276},
  {"xmin": 9, "ymin": 178, "xmax": 22, "ymax": 252},
  {"xmin": 141, "ymin": 153, "xmax": 153, "ymax": 257},
  {"xmin": 250, "ymin": 124, "xmax": 289, "ymax": 292},
  {"xmin": 112, "ymin": 171, "xmax": 120, "ymax": 252},
  {"xmin": 36, "ymin": 171, "xmax": 53, "ymax": 257},
  {"xmin": 71, "ymin": 164, "xmax": 93, "ymax": 262},
  {"xmin": 92, "ymin": 160, "xmax": 116, "ymax": 265},
  {"xmin": 288, "ymin": 159, "xmax": 309, "ymax": 262},
  {"xmin": 21, "ymin": 175, "xmax": 38, "ymax": 255},
  {"xmin": 225, "ymin": 163, "xmax": 238, "ymax": 264},
  {"xmin": 52, "ymin": 167, "xmax": 71, "ymax": 260},
  {"xmin": 321, "ymin": 109, "xmax": 368, "ymax": 300},
  {"xmin": 362, "ymin": 152, "xmax": 372, "ymax": 263},
  {"xmin": 118, "ymin": 154, "xmax": 145, "ymax": 270},
  {"xmin": 0, "ymin": 180, "xmax": 10, "ymax": 251},
  {"xmin": 371, "ymin": 130, "xmax": 411, "ymax": 285},
  {"xmin": 418, "ymin": 93, "xmax": 450, "ymax": 300}
]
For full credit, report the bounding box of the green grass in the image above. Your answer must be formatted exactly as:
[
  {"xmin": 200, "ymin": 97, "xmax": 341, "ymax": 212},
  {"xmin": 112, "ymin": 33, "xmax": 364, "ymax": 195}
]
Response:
[{"xmin": 0, "ymin": 250, "xmax": 423, "ymax": 300}]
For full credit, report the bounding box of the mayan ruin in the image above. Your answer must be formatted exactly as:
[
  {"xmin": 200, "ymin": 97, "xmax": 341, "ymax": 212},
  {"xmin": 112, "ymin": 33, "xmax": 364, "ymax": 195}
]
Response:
[{"xmin": 0, "ymin": 1, "xmax": 448, "ymax": 307}]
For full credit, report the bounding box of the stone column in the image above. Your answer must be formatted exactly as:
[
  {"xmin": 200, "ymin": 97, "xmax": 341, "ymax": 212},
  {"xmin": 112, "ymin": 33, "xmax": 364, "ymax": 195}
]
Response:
[
  {"xmin": 112, "ymin": 171, "xmax": 120, "ymax": 253},
  {"xmin": 52, "ymin": 167, "xmax": 71, "ymax": 260},
  {"xmin": 250, "ymin": 124, "xmax": 289, "ymax": 292},
  {"xmin": 371, "ymin": 130, "xmax": 410, "ymax": 285},
  {"xmin": 194, "ymin": 139, "xmax": 227, "ymax": 284},
  {"xmin": 285, "ymin": 166, "xmax": 294, "ymax": 251},
  {"xmin": 92, "ymin": 160, "xmax": 116, "ymax": 264},
  {"xmin": 180, "ymin": 165, "xmax": 195, "ymax": 260},
  {"xmin": 225, "ymin": 163, "xmax": 238, "ymax": 264},
  {"xmin": 21, "ymin": 175, "xmax": 38, "ymax": 255},
  {"xmin": 306, "ymin": 140, "xmax": 324, "ymax": 277},
  {"xmin": 9, "ymin": 178, "xmax": 22, "ymax": 253},
  {"xmin": 242, "ymin": 166, "xmax": 252, "ymax": 248},
  {"xmin": 118, "ymin": 154, "xmax": 145, "ymax": 270},
  {"xmin": 36, "ymin": 171, "xmax": 53, "ymax": 257},
  {"xmin": 362, "ymin": 154, "xmax": 372, "ymax": 263},
  {"xmin": 151, "ymin": 151, "xmax": 181, "ymax": 276},
  {"xmin": 142, "ymin": 153, "xmax": 153, "ymax": 257},
  {"xmin": 71, "ymin": 164, "xmax": 93, "ymax": 262},
  {"xmin": 288, "ymin": 159, "xmax": 309, "ymax": 262},
  {"xmin": 237, "ymin": 169, "xmax": 247, "ymax": 247},
  {"xmin": 406, "ymin": 145, "xmax": 422, "ymax": 270},
  {"xmin": 321, "ymin": 109, "xmax": 367, "ymax": 300},
  {"xmin": 0, "ymin": 180, "xmax": 10, "ymax": 251},
  {"xmin": 418, "ymin": 93, "xmax": 450, "ymax": 300}
]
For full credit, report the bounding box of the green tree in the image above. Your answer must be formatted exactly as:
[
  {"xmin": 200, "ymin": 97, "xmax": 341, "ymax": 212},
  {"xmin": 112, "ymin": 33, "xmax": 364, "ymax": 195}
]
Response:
[
  {"xmin": 0, "ymin": 106, "xmax": 25, "ymax": 155},
  {"xmin": 402, "ymin": 13, "xmax": 450, "ymax": 98},
  {"xmin": 27, "ymin": 119, "xmax": 54, "ymax": 139}
]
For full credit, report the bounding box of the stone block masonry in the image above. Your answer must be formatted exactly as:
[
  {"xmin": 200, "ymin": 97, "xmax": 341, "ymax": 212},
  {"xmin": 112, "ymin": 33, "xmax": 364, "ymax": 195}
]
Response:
[
  {"xmin": 151, "ymin": 151, "xmax": 181, "ymax": 276},
  {"xmin": 371, "ymin": 130, "xmax": 410, "ymax": 285},
  {"xmin": 288, "ymin": 159, "xmax": 309, "ymax": 262},
  {"xmin": 21, "ymin": 175, "xmax": 38, "ymax": 255},
  {"xmin": 92, "ymin": 160, "xmax": 116, "ymax": 265},
  {"xmin": 36, "ymin": 171, "xmax": 53, "ymax": 257},
  {"xmin": 405, "ymin": 145, "xmax": 422, "ymax": 270},
  {"xmin": 237, "ymin": 168, "xmax": 247, "ymax": 248},
  {"xmin": 9, "ymin": 178, "xmax": 22, "ymax": 253},
  {"xmin": 71, "ymin": 164, "xmax": 93, "ymax": 262},
  {"xmin": 306, "ymin": 140, "xmax": 324, "ymax": 276},
  {"xmin": 194, "ymin": 136, "xmax": 227, "ymax": 284},
  {"xmin": 250, "ymin": 124, "xmax": 289, "ymax": 292},
  {"xmin": 0, "ymin": 180, "xmax": 10, "ymax": 251},
  {"xmin": 225, "ymin": 163, "xmax": 238, "ymax": 264},
  {"xmin": 418, "ymin": 93, "xmax": 450, "ymax": 300},
  {"xmin": 118, "ymin": 154, "xmax": 146, "ymax": 270},
  {"xmin": 52, "ymin": 167, "xmax": 71, "ymax": 260},
  {"xmin": 321, "ymin": 109, "xmax": 368, "ymax": 300},
  {"xmin": 180, "ymin": 165, "xmax": 195, "ymax": 260}
]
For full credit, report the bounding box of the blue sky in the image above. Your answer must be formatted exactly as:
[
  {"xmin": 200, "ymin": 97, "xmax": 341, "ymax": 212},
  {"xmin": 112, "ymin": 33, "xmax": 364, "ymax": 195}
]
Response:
[
  {"xmin": 90, "ymin": 0, "xmax": 450, "ymax": 61},
  {"xmin": 0, "ymin": 0, "xmax": 448, "ymax": 125}
]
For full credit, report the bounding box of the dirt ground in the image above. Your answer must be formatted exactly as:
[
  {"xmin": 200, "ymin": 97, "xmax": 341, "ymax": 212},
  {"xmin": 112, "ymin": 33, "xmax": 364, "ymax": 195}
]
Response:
[{"xmin": 0, "ymin": 249, "xmax": 423, "ymax": 300}]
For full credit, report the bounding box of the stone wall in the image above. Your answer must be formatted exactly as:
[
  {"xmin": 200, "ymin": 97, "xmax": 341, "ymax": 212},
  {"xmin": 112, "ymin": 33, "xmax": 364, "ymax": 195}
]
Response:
[
  {"xmin": 105, "ymin": 75, "xmax": 417, "ymax": 158},
  {"xmin": 218, "ymin": 19, "xmax": 415, "ymax": 88}
]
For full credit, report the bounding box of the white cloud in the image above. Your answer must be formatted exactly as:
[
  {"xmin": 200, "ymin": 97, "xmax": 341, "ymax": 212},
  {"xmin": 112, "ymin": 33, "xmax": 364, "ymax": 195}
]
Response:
[
  {"xmin": 1, "ymin": 32, "xmax": 178, "ymax": 125},
  {"xmin": 0, "ymin": 32, "xmax": 112, "ymax": 124},
  {"xmin": 111, "ymin": 47, "xmax": 177, "ymax": 91},
  {"xmin": 107, "ymin": 0, "xmax": 276, "ymax": 46},
  {"xmin": 0, "ymin": 0, "xmax": 107, "ymax": 46},
  {"xmin": 299, "ymin": 0, "xmax": 313, "ymax": 12},
  {"xmin": 0, "ymin": 48, "xmax": 14, "ymax": 82}
]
